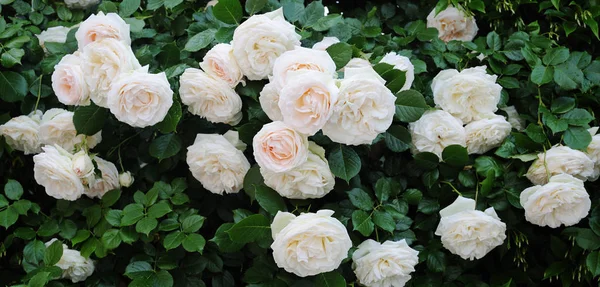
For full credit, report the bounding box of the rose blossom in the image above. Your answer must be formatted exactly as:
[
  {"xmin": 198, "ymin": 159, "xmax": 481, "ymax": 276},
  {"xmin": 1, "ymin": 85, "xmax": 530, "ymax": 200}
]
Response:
[
  {"xmin": 520, "ymin": 174, "xmax": 591, "ymax": 228},
  {"xmin": 409, "ymin": 110, "xmax": 466, "ymax": 159},
  {"xmin": 525, "ymin": 145, "xmax": 595, "ymax": 185},
  {"xmin": 0, "ymin": 110, "xmax": 43, "ymax": 155},
  {"xmin": 586, "ymin": 127, "xmax": 600, "ymax": 181},
  {"xmin": 36, "ymin": 26, "xmax": 71, "ymax": 53},
  {"xmin": 75, "ymin": 11, "xmax": 131, "ymax": 49},
  {"xmin": 312, "ymin": 36, "xmax": 340, "ymax": 51},
  {"xmin": 465, "ymin": 115, "xmax": 512, "ymax": 154},
  {"xmin": 85, "ymin": 156, "xmax": 120, "ymax": 199},
  {"xmin": 52, "ymin": 52, "xmax": 90, "ymax": 106},
  {"xmin": 119, "ymin": 171, "xmax": 134, "ymax": 187},
  {"xmin": 200, "ymin": 43, "xmax": 244, "ymax": 87},
  {"xmin": 271, "ymin": 46, "xmax": 337, "ymax": 90},
  {"xmin": 39, "ymin": 108, "xmax": 102, "ymax": 152},
  {"xmin": 33, "ymin": 145, "xmax": 85, "ymax": 201},
  {"xmin": 379, "ymin": 52, "xmax": 415, "ymax": 91},
  {"xmin": 253, "ymin": 121, "xmax": 309, "ymax": 173},
  {"xmin": 45, "ymin": 239, "xmax": 95, "ymax": 283},
  {"xmin": 352, "ymin": 239, "xmax": 419, "ymax": 287},
  {"xmin": 500, "ymin": 106, "xmax": 525, "ymax": 131},
  {"xmin": 259, "ymin": 82, "xmax": 283, "ymax": 121},
  {"xmin": 271, "ymin": 210, "xmax": 352, "ymax": 277},
  {"xmin": 426, "ymin": 6, "xmax": 478, "ymax": 42},
  {"xmin": 435, "ymin": 196, "xmax": 506, "ymax": 260}
]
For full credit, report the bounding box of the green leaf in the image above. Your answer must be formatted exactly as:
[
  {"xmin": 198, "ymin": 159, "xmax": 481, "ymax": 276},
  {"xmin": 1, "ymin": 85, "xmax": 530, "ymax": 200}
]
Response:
[
  {"xmin": 403, "ymin": 189, "xmax": 423, "ymax": 205},
  {"xmin": 442, "ymin": 145, "xmax": 469, "ymax": 167},
  {"xmin": 225, "ymin": 214, "xmax": 270, "ymax": 244},
  {"xmin": 328, "ymin": 145, "xmax": 361, "ymax": 182},
  {"xmin": 213, "ymin": 0, "xmax": 243, "ymax": 25},
  {"xmin": 480, "ymin": 169, "xmax": 495, "ymax": 196},
  {"xmin": 315, "ymin": 271, "xmax": 346, "ymax": 287},
  {"xmin": 0, "ymin": 71, "xmax": 27, "ymax": 102},
  {"xmin": 395, "ymin": 90, "xmax": 429, "ymax": 122},
  {"xmin": 564, "ymin": 127, "xmax": 592, "ymax": 150},
  {"xmin": 299, "ymin": 0, "xmax": 324, "ymax": 27},
  {"xmin": 182, "ymin": 215, "xmax": 205, "ymax": 233},
  {"xmin": 4, "ymin": 179, "xmax": 23, "ymax": 200},
  {"xmin": 125, "ymin": 261, "xmax": 154, "ymax": 279},
  {"xmin": 544, "ymin": 261, "xmax": 568, "ymax": 279},
  {"xmin": 183, "ymin": 233, "xmax": 206, "ymax": 253},
  {"xmin": 101, "ymin": 189, "xmax": 121, "ymax": 207},
  {"xmin": 149, "ymin": 134, "xmax": 182, "ymax": 160},
  {"xmin": 586, "ymin": 251, "xmax": 600, "ymax": 277},
  {"xmin": 474, "ymin": 156, "xmax": 503, "ymax": 177},
  {"xmin": 551, "ymin": 97, "xmax": 576, "ymax": 114},
  {"xmin": 0, "ymin": 206, "xmax": 18, "ymax": 228},
  {"xmin": 101, "ymin": 229, "xmax": 122, "ymax": 250},
  {"xmin": 281, "ymin": 0, "xmax": 304, "ymax": 22},
  {"xmin": 71, "ymin": 230, "xmax": 91, "ymax": 245},
  {"xmin": 121, "ymin": 203, "xmax": 145, "ymax": 226},
  {"xmin": 525, "ymin": 124, "xmax": 546, "ymax": 143},
  {"xmin": 156, "ymin": 98, "xmax": 182, "ymax": 133},
  {"xmin": 375, "ymin": 177, "xmax": 392, "ymax": 202},
  {"xmin": 119, "ymin": 0, "xmax": 140, "ymax": 17},
  {"xmin": 136, "ymin": 217, "xmax": 158, "ymax": 235},
  {"xmin": 23, "ymin": 240, "xmax": 45, "ymax": 264},
  {"xmin": 468, "ymin": 0, "xmax": 485, "ymax": 13},
  {"xmin": 29, "ymin": 272, "xmax": 50, "ymax": 287},
  {"xmin": 348, "ymin": 188, "xmax": 374, "ymax": 211},
  {"xmin": 255, "ymin": 185, "xmax": 286, "ymax": 215},
  {"xmin": 426, "ymin": 250, "xmax": 446, "ymax": 273},
  {"xmin": 211, "ymin": 223, "xmax": 244, "ymax": 253},
  {"xmin": 414, "ymin": 152, "xmax": 439, "ymax": 170},
  {"xmin": 43, "ymin": 240, "xmax": 63, "ymax": 266},
  {"xmin": 1, "ymin": 48, "xmax": 24, "ymax": 68},
  {"xmin": 164, "ymin": 0, "xmax": 183, "ymax": 9},
  {"xmin": 530, "ymin": 65, "xmax": 554, "ymax": 85},
  {"xmin": 146, "ymin": 0, "xmax": 164, "ymax": 9},
  {"xmin": 73, "ymin": 103, "xmax": 108, "ymax": 136},
  {"xmin": 486, "ymin": 32, "xmax": 501, "ymax": 51},
  {"xmin": 184, "ymin": 29, "xmax": 217, "ymax": 52},
  {"xmin": 373, "ymin": 210, "xmax": 395, "ymax": 232},
  {"xmin": 147, "ymin": 201, "xmax": 172, "ymax": 218},
  {"xmin": 326, "ymin": 42, "xmax": 353, "ymax": 70},
  {"xmin": 373, "ymin": 62, "xmax": 407, "ymax": 94},
  {"xmin": 163, "ymin": 231, "xmax": 186, "ymax": 250},
  {"xmin": 352, "ymin": 210, "xmax": 374, "ymax": 236},
  {"xmin": 417, "ymin": 198, "xmax": 440, "ymax": 215},
  {"xmin": 312, "ymin": 14, "xmax": 342, "ymax": 31},
  {"xmin": 562, "ymin": 109, "xmax": 594, "ymax": 126},
  {"xmin": 106, "ymin": 209, "xmax": 122, "ymax": 226},
  {"xmin": 14, "ymin": 227, "xmax": 36, "ymax": 240},
  {"xmin": 554, "ymin": 63, "xmax": 583, "ymax": 90},
  {"xmin": 245, "ymin": 0, "xmax": 267, "ymax": 15},
  {"xmin": 543, "ymin": 47, "xmax": 570, "ymax": 66}
]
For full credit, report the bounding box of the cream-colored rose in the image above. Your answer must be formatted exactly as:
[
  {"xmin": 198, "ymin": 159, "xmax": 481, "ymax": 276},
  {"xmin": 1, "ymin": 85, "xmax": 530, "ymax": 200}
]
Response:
[
  {"xmin": 344, "ymin": 58, "xmax": 372, "ymax": 70},
  {"xmin": 465, "ymin": 115, "xmax": 512, "ymax": 154},
  {"xmin": 259, "ymin": 82, "xmax": 283, "ymax": 121},
  {"xmin": 520, "ymin": 174, "xmax": 590, "ymax": 228},
  {"xmin": 200, "ymin": 43, "xmax": 244, "ymax": 87},
  {"xmin": 107, "ymin": 67, "xmax": 173, "ymax": 128},
  {"xmin": 33, "ymin": 145, "xmax": 85, "ymax": 201},
  {"xmin": 39, "ymin": 109, "xmax": 102, "ymax": 152},
  {"xmin": 64, "ymin": 0, "xmax": 101, "ymax": 9},
  {"xmin": 75, "ymin": 12, "xmax": 131, "ymax": 49},
  {"xmin": 179, "ymin": 68, "xmax": 243, "ymax": 125},
  {"xmin": 0, "ymin": 110, "xmax": 43, "ymax": 155},
  {"xmin": 426, "ymin": 7, "xmax": 478, "ymax": 42},
  {"xmin": 312, "ymin": 37, "xmax": 340, "ymax": 51},
  {"xmin": 435, "ymin": 196, "xmax": 506, "ymax": 260},
  {"xmin": 432, "ymin": 66, "xmax": 502, "ymax": 124},
  {"xmin": 261, "ymin": 142, "xmax": 334, "ymax": 199},
  {"xmin": 379, "ymin": 52, "xmax": 415, "ymax": 91},
  {"xmin": 278, "ymin": 70, "xmax": 339, "ymax": 135},
  {"xmin": 232, "ymin": 8, "xmax": 301, "ymax": 80},
  {"xmin": 525, "ymin": 145, "xmax": 595, "ymax": 185},
  {"xmin": 85, "ymin": 156, "xmax": 120, "ymax": 199},
  {"xmin": 186, "ymin": 133, "xmax": 250, "ymax": 195},
  {"xmin": 271, "ymin": 47, "xmax": 337, "ymax": 90},
  {"xmin": 119, "ymin": 171, "xmax": 134, "ymax": 187},
  {"xmin": 81, "ymin": 38, "xmax": 141, "ymax": 107},
  {"xmin": 36, "ymin": 26, "xmax": 71, "ymax": 53},
  {"xmin": 271, "ymin": 210, "xmax": 352, "ymax": 277},
  {"xmin": 500, "ymin": 106, "xmax": 525, "ymax": 131},
  {"xmin": 352, "ymin": 239, "xmax": 419, "ymax": 287},
  {"xmin": 71, "ymin": 150, "xmax": 94, "ymax": 179},
  {"xmin": 222, "ymin": 130, "xmax": 247, "ymax": 151},
  {"xmin": 586, "ymin": 128, "xmax": 600, "ymax": 181},
  {"xmin": 322, "ymin": 67, "xmax": 395, "ymax": 145},
  {"xmin": 253, "ymin": 121, "xmax": 309, "ymax": 173},
  {"xmin": 52, "ymin": 52, "xmax": 90, "ymax": 106},
  {"xmin": 45, "ymin": 239, "xmax": 95, "ymax": 283},
  {"xmin": 409, "ymin": 110, "xmax": 466, "ymax": 158}
]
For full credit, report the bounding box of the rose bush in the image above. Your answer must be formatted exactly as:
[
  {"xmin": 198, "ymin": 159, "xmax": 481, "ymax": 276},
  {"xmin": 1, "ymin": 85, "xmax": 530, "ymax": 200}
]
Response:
[{"xmin": 1, "ymin": 0, "xmax": 600, "ymax": 286}]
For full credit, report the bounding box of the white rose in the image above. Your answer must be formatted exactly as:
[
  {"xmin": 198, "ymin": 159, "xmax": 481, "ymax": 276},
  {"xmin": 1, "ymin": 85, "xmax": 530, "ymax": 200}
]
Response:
[
  {"xmin": 186, "ymin": 133, "xmax": 250, "ymax": 195},
  {"xmin": 312, "ymin": 37, "xmax": 340, "ymax": 51},
  {"xmin": 52, "ymin": 52, "xmax": 90, "ymax": 106},
  {"xmin": 278, "ymin": 70, "xmax": 339, "ymax": 135},
  {"xmin": 81, "ymin": 38, "xmax": 141, "ymax": 107},
  {"xmin": 261, "ymin": 142, "xmax": 335, "ymax": 199},
  {"xmin": 426, "ymin": 7, "xmax": 478, "ymax": 42},
  {"xmin": 253, "ymin": 121, "xmax": 309, "ymax": 173},
  {"xmin": 520, "ymin": 174, "xmax": 591, "ymax": 228},
  {"xmin": 107, "ymin": 67, "xmax": 173, "ymax": 128},
  {"xmin": 271, "ymin": 46, "xmax": 337, "ymax": 90},
  {"xmin": 75, "ymin": 12, "xmax": 131, "ymax": 49},
  {"xmin": 409, "ymin": 110, "xmax": 466, "ymax": 159},
  {"xmin": 586, "ymin": 128, "xmax": 600, "ymax": 181},
  {"xmin": 222, "ymin": 130, "xmax": 246, "ymax": 151},
  {"xmin": 36, "ymin": 26, "xmax": 71, "ymax": 53},
  {"xmin": 322, "ymin": 67, "xmax": 395, "ymax": 145},
  {"xmin": 232, "ymin": 8, "xmax": 301, "ymax": 80},
  {"xmin": 379, "ymin": 52, "xmax": 415, "ymax": 91},
  {"xmin": 33, "ymin": 145, "xmax": 85, "ymax": 201},
  {"xmin": 45, "ymin": 239, "xmax": 95, "ymax": 283},
  {"xmin": 179, "ymin": 68, "xmax": 243, "ymax": 125},
  {"xmin": 64, "ymin": 0, "xmax": 101, "ymax": 9},
  {"xmin": 0, "ymin": 110, "xmax": 43, "ymax": 155},
  {"xmin": 500, "ymin": 106, "xmax": 525, "ymax": 131},
  {"xmin": 259, "ymin": 81, "xmax": 283, "ymax": 121},
  {"xmin": 465, "ymin": 115, "xmax": 512, "ymax": 154},
  {"xmin": 39, "ymin": 109, "xmax": 102, "ymax": 152},
  {"xmin": 200, "ymin": 43, "xmax": 244, "ymax": 87},
  {"xmin": 86, "ymin": 156, "xmax": 120, "ymax": 199},
  {"xmin": 435, "ymin": 196, "xmax": 506, "ymax": 260},
  {"xmin": 72, "ymin": 150, "xmax": 94, "ymax": 179},
  {"xmin": 525, "ymin": 145, "xmax": 595, "ymax": 185},
  {"xmin": 352, "ymin": 239, "xmax": 419, "ymax": 287},
  {"xmin": 119, "ymin": 171, "xmax": 134, "ymax": 187},
  {"xmin": 432, "ymin": 66, "xmax": 502, "ymax": 124},
  {"xmin": 271, "ymin": 210, "xmax": 352, "ymax": 277},
  {"xmin": 344, "ymin": 58, "xmax": 372, "ymax": 70}
]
